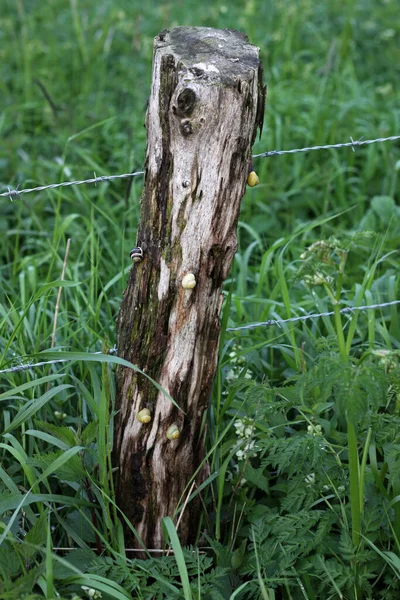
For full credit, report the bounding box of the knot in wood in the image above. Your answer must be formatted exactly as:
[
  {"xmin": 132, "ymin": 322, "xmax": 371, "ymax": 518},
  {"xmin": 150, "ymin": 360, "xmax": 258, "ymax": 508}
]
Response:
[
  {"xmin": 177, "ymin": 88, "xmax": 197, "ymax": 116},
  {"xmin": 180, "ymin": 119, "xmax": 193, "ymax": 136}
]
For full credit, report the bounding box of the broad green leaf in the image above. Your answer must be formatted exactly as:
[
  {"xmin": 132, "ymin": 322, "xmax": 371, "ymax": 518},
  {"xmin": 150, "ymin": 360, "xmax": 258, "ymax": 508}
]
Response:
[
  {"xmin": 18, "ymin": 511, "xmax": 48, "ymax": 561},
  {"xmin": 243, "ymin": 463, "xmax": 269, "ymax": 493},
  {"xmin": 29, "ymin": 421, "xmax": 78, "ymax": 447},
  {"xmin": 3, "ymin": 384, "xmax": 73, "ymax": 434},
  {"xmin": 0, "ymin": 541, "xmax": 20, "ymax": 579},
  {"xmin": 81, "ymin": 421, "xmax": 98, "ymax": 445},
  {"xmin": 29, "ymin": 449, "xmax": 86, "ymax": 481},
  {"xmin": 0, "ymin": 374, "xmax": 63, "ymax": 401}
]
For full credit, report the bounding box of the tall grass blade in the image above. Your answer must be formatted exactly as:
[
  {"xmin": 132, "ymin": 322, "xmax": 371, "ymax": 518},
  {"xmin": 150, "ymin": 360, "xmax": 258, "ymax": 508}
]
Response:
[{"xmin": 162, "ymin": 516, "xmax": 193, "ymax": 600}]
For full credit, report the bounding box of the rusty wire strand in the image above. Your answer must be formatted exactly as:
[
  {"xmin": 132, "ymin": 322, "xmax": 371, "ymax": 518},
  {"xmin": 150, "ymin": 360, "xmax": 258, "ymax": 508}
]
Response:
[
  {"xmin": 1, "ymin": 300, "xmax": 399, "ymax": 374},
  {"xmin": 1, "ymin": 134, "xmax": 399, "ymax": 199},
  {"xmin": 227, "ymin": 299, "xmax": 400, "ymax": 332}
]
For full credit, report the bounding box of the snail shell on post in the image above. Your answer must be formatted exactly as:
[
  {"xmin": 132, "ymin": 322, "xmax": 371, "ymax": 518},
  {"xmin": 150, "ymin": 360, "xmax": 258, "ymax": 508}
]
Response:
[
  {"xmin": 167, "ymin": 423, "xmax": 180, "ymax": 440},
  {"xmin": 247, "ymin": 171, "xmax": 259, "ymax": 187},
  {"xmin": 130, "ymin": 247, "xmax": 144, "ymax": 263},
  {"xmin": 182, "ymin": 273, "xmax": 196, "ymax": 289},
  {"xmin": 137, "ymin": 408, "xmax": 151, "ymax": 424}
]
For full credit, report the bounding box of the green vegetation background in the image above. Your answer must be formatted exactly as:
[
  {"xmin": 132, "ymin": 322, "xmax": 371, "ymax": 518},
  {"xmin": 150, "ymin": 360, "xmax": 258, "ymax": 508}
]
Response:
[{"xmin": 1, "ymin": 1, "xmax": 400, "ymax": 599}]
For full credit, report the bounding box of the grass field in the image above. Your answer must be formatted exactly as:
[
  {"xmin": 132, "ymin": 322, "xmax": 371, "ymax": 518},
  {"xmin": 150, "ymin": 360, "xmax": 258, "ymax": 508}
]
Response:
[{"xmin": 1, "ymin": 0, "xmax": 400, "ymax": 598}]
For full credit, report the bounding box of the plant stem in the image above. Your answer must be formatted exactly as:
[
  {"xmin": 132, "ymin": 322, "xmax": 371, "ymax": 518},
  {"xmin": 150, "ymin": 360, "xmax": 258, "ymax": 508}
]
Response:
[
  {"xmin": 324, "ymin": 279, "xmax": 348, "ymax": 362},
  {"xmin": 333, "ymin": 303, "xmax": 347, "ymax": 362},
  {"xmin": 335, "ymin": 259, "xmax": 348, "ymax": 361},
  {"xmin": 347, "ymin": 420, "xmax": 361, "ymax": 547},
  {"xmin": 359, "ymin": 427, "xmax": 372, "ymax": 517}
]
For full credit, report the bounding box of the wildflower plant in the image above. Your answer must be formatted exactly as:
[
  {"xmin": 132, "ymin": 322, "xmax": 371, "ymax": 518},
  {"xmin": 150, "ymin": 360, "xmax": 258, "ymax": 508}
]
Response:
[{"xmin": 233, "ymin": 418, "xmax": 258, "ymax": 461}]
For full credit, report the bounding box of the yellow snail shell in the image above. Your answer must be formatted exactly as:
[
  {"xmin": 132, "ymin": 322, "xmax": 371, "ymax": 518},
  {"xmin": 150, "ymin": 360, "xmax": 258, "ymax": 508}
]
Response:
[
  {"xmin": 137, "ymin": 408, "xmax": 151, "ymax": 424},
  {"xmin": 182, "ymin": 273, "xmax": 196, "ymax": 289},
  {"xmin": 247, "ymin": 171, "xmax": 259, "ymax": 187},
  {"xmin": 167, "ymin": 423, "xmax": 180, "ymax": 440}
]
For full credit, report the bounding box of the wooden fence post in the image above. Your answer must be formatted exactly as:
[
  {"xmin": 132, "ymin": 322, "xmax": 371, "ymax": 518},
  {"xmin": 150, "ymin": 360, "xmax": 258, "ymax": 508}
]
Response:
[{"xmin": 114, "ymin": 26, "xmax": 265, "ymax": 549}]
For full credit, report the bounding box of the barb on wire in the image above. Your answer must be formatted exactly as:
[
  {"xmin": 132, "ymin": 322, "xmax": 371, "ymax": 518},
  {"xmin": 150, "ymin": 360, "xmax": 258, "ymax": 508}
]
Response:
[
  {"xmin": 227, "ymin": 299, "xmax": 400, "ymax": 332},
  {"xmin": 252, "ymin": 134, "xmax": 400, "ymax": 158},
  {"xmin": 1, "ymin": 134, "xmax": 399, "ymax": 200},
  {"xmin": 0, "ymin": 358, "xmax": 70, "ymax": 374},
  {"xmin": 0, "ymin": 170, "xmax": 145, "ymax": 199}
]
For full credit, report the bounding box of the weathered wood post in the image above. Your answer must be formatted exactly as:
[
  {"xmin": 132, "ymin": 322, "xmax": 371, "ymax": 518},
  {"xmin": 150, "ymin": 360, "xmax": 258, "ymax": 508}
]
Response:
[{"xmin": 115, "ymin": 26, "xmax": 264, "ymax": 549}]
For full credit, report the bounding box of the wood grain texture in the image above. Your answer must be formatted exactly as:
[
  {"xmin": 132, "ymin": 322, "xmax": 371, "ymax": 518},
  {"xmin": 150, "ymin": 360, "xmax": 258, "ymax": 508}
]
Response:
[{"xmin": 114, "ymin": 26, "xmax": 264, "ymax": 549}]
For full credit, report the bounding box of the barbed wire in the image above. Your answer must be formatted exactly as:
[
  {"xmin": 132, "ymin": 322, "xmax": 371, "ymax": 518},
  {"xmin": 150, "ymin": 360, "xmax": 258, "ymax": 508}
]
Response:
[
  {"xmin": 252, "ymin": 134, "xmax": 400, "ymax": 158},
  {"xmin": 0, "ymin": 170, "xmax": 145, "ymax": 199},
  {"xmin": 0, "ymin": 347, "xmax": 118, "ymax": 375},
  {"xmin": 1, "ymin": 134, "xmax": 399, "ymax": 199},
  {"xmin": 1, "ymin": 300, "xmax": 398, "ymax": 374},
  {"xmin": 0, "ymin": 358, "xmax": 71, "ymax": 374},
  {"xmin": 226, "ymin": 299, "xmax": 400, "ymax": 332}
]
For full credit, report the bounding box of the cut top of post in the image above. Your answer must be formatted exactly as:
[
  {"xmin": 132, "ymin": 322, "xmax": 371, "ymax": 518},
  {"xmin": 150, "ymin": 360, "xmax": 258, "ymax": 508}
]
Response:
[
  {"xmin": 146, "ymin": 26, "xmax": 265, "ymax": 180},
  {"xmin": 155, "ymin": 27, "xmax": 260, "ymax": 86}
]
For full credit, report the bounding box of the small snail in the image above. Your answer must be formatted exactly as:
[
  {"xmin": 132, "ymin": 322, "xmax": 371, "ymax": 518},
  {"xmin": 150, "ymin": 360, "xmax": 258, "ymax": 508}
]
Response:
[
  {"xmin": 130, "ymin": 247, "xmax": 144, "ymax": 263},
  {"xmin": 167, "ymin": 423, "xmax": 180, "ymax": 440},
  {"xmin": 247, "ymin": 171, "xmax": 259, "ymax": 187},
  {"xmin": 182, "ymin": 273, "xmax": 196, "ymax": 289},
  {"xmin": 137, "ymin": 408, "xmax": 151, "ymax": 424}
]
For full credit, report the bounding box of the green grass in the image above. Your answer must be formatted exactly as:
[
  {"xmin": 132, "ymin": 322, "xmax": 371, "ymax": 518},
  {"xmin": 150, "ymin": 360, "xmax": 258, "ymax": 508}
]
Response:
[{"xmin": 1, "ymin": 0, "xmax": 400, "ymax": 598}]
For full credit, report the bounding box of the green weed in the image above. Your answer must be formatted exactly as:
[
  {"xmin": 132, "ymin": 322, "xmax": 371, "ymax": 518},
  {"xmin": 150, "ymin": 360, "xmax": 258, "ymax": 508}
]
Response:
[{"xmin": 1, "ymin": 0, "xmax": 400, "ymax": 598}]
